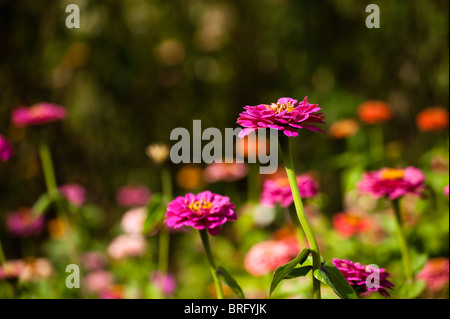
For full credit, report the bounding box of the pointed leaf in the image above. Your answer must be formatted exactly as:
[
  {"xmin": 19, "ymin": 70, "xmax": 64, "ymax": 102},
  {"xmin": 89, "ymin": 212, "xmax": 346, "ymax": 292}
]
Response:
[
  {"xmin": 313, "ymin": 263, "xmax": 358, "ymax": 299},
  {"xmin": 284, "ymin": 265, "xmax": 313, "ymax": 279},
  {"xmin": 32, "ymin": 193, "xmax": 53, "ymax": 216},
  {"xmin": 216, "ymin": 266, "xmax": 245, "ymax": 299},
  {"xmin": 269, "ymin": 248, "xmax": 310, "ymax": 298}
]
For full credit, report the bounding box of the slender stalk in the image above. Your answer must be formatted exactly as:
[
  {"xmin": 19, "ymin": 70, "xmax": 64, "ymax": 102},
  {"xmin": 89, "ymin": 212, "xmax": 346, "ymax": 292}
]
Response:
[
  {"xmin": 0, "ymin": 237, "xmax": 6, "ymax": 265},
  {"xmin": 391, "ymin": 199, "xmax": 413, "ymax": 283},
  {"xmin": 369, "ymin": 124, "xmax": 384, "ymax": 165},
  {"xmin": 199, "ymin": 229, "xmax": 224, "ymax": 299},
  {"xmin": 279, "ymin": 136, "xmax": 321, "ymax": 299},
  {"xmin": 286, "ymin": 207, "xmax": 306, "ymax": 249}
]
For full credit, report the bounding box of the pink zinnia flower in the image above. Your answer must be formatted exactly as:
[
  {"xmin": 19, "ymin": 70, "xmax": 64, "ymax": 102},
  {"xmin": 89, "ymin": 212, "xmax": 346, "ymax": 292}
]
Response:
[
  {"xmin": 107, "ymin": 234, "xmax": 147, "ymax": 260},
  {"xmin": 203, "ymin": 162, "xmax": 248, "ymax": 183},
  {"xmin": 84, "ymin": 270, "xmax": 115, "ymax": 294},
  {"xmin": 357, "ymin": 167, "xmax": 425, "ymax": 200},
  {"xmin": 6, "ymin": 208, "xmax": 45, "ymax": 237},
  {"xmin": 116, "ymin": 185, "xmax": 151, "ymax": 207},
  {"xmin": 150, "ymin": 271, "xmax": 177, "ymax": 297},
  {"xmin": 244, "ymin": 237, "xmax": 299, "ymax": 276},
  {"xmin": 332, "ymin": 258, "xmax": 394, "ymax": 297},
  {"xmin": 0, "ymin": 134, "xmax": 14, "ymax": 162},
  {"xmin": 332, "ymin": 212, "xmax": 372, "ymax": 238},
  {"xmin": 0, "ymin": 260, "xmax": 26, "ymax": 281},
  {"xmin": 417, "ymin": 258, "xmax": 449, "ymax": 293},
  {"xmin": 444, "ymin": 185, "xmax": 449, "ymax": 196},
  {"xmin": 165, "ymin": 191, "xmax": 236, "ymax": 236},
  {"xmin": 80, "ymin": 251, "xmax": 108, "ymax": 271},
  {"xmin": 121, "ymin": 206, "xmax": 147, "ymax": 234},
  {"xmin": 59, "ymin": 183, "xmax": 86, "ymax": 206},
  {"xmin": 261, "ymin": 174, "xmax": 319, "ymax": 207},
  {"xmin": 237, "ymin": 96, "xmax": 326, "ymax": 138},
  {"xmin": 12, "ymin": 102, "xmax": 67, "ymax": 127}
]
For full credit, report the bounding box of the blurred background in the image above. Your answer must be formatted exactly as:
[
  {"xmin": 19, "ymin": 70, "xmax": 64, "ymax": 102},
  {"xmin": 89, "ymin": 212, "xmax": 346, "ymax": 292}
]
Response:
[{"xmin": 0, "ymin": 0, "xmax": 448, "ymax": 299}]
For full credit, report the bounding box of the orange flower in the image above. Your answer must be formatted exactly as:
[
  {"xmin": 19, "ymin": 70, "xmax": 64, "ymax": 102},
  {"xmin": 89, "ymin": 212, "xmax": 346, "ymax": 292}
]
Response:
[
  {"xmin": 329, "ymin": 118, "xmax": 359, "ymax": 139},
  {"xmin": 176, "ymin": 166, "xmax": 205, "ymax": 190},
  {"xmin": 416, "ymin": 107, "xmax": 449, "ymax": 132},
  {"xmin": 357, "ymin": 100, "xmax": 392, "ymax": 124}
]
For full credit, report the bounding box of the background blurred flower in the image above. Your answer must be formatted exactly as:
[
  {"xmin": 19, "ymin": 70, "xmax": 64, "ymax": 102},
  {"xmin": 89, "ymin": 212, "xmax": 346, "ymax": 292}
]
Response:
[
  {"xmin": 59, "ymin": 183, "xmax": 86, "ymax": 206},
  {"xmin": 445, "ymin": 185, "xmax": 449, "ymax": 196},
  {"xmin": 358, "ymin": 167, "xmax": 425, "ymax": 200},
  {"xmin": 329, "ymin": 118, "xmax": 359, "ymax": 139},
  {"xmin": 121, "ymin": 206, "xmax": 147, "ymax": 235},
  {"xmin": 11, "ymin": 102, "xmax": 67, "ymax": 127},
  {"xmin": 237, "ymin": 97, "xmax": 326, "ymax": 137},
  {"xmin": 6, "ymin": 208, "xmax": 45, "ymax": 237},
  {"xmin": 47, "ymin": 218, "xmax": 67, "ymax": 239},
  {"xmin": 244, "ymin": 237, "xmax": 299, "ymax": 276},
  {"xmin": 332, "ymin": 211, "xmax": 372, "ymax": 238},
  {"xmin": 145, "ymin": 142, "xmax": 170, "ymax": 165},
  {"xmin": 203, "ymin": 162, "xmax": 248, "ymax": 183},
  {"xmin": 417, "ymin": 258, "xmax": 449, "ymax": 295},
  {"xmin": 150, "ymin": 271, "xmax": 177, "ymax": 297},
  {"xmin": 176, "ymin": 166, "xmax": 205, "ymax": 190},
  {"xmin": 84, "ymin": 270, "xmax": 115, "ymax": 294},
  {"xmin": 332, "ymin": 258, "xmax": 394, "ymax": 297},
  {"xmin": 165, "ymin": 191, "xmax": 236, "ymax": 236},
  {"xmin": 19, "ymin": 258, "xmax": 53, "ymax": 282},
  {"xmin": 81, "ymin": 251, "xmax": 108, "ymax": 272},
  {"xmin": 107, "ymin": 234, "xmax": 147, "ymax": 260},
  {"xmin": 116, "ymin": 185, "xmax": 151, "ymax": 207},
  {"xmin": 261, "ymin": 174, "xmax": 320, "ymax": 207},
  {"xmin": 0, "ymin": 260, "xmax": 26, "ymax": 280},
  {"xmin": 416, "ymin": 107, "xmax": 449, "ymax": 132},
  {"xmin": 0, "ymin": 134, "xmax": 14, "ymax": 162},
  {"xmin": 357, "ymin": 100, "xmax": 392, "ymax": 124}
]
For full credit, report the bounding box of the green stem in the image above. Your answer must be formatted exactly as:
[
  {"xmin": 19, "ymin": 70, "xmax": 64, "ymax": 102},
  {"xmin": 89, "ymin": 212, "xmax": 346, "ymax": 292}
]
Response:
[
  {"xmin": 369, "ymin": 124, "xmax": 384, "ymax": 165},
  {"xmin": 0, "ymin": 236, "xmax": 6, "ymax": 265},
  {"xmin": 38, "ymin": 141, "xmax": 78, "ymax": 265},
  {"xmin": 286, "ymin": 207, "xmax": 306, "ymax": 249},
  {"xmin": 391, "ymin": 199, "xmax": 413, "ymax": 283},
  {"xmin": 279, "ymin": 136, "xmax": 321, "ymax": 299},
  {"xmin": 199, "ymin": 229, "xmax": 224, "ymax": 299}
]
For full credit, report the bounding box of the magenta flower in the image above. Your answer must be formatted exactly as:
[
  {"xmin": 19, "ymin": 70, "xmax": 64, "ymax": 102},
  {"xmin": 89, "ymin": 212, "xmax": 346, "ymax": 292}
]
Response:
[
  {"xmin": 261, "ymin": 174, "xmax": 319, "ymax": 207},
  {"xmin": 0, "ymin": 260, "xmax": 26, "ymax": 281},
  {"xmin": 417, "ymin": 258, "xmax": 449, "ymax": 294},
  {"xmin": 59, "ymin": 183, "xmax": 86, "ymax": 206},
  {"xmin": 0, "ymin": 134, "xmax": 14, "ymax": 162},
  {"xmin": 203, "ymin": 162, "xmax": 248, "ymax": 183},
  {"xmin": 357, "ymin": 167, "xmax": 425, "ymax": 200},
  {"xmin": 12, "ymin": 102, "xmax": 67, "ymax": 127},
  {"xmin": 237, "ymin": 97, "xmax": 326, "ymax": 138},
  {"xmin": 107, "ymin": 234, "xmax": 147, "ymax": 260},
  {"xmin": 165, "ymin": 191, "xmax": 236, "ymax": 236},
  {"xmin": 6, "ymin": 208, "xmax": 45, "ymax": 237},
  {"xmin": 150, "ymin": 271, "xmax": 177, "ymax": 297},
  {"xmin": 444, "ymin": 185, "xmax": 449, "ymax": 197},
  {"xmin": 332, "ymin": 258, "xmax": 394, "ymax": 297},
  {"xmin": 116, "ymin": 185, "xmax": 151, "ymax": 207}
]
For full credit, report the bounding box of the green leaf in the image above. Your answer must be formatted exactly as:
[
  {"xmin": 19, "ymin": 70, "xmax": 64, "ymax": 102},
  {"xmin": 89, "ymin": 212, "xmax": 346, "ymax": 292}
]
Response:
[
  {"xmin": 32, "ymin": 193, "xmax": 53, "ymax": 216},
  {"xmin": 313, "ymin": 263, "xmax": 358, "ymax": 299},
  {"xmin": 269, "ymin": 248, "xmax": 310, "ymax": 298},
  {"xmin": 284, "ymin": 266, "xmax": 312, "ymax": 279},
  {"xmin": 216, "ymin": 266, "xmax": 245, "ymax": 299},
  {"xmin": 143, "ymin": 193, "xmax": 166, "ymax": 234}
]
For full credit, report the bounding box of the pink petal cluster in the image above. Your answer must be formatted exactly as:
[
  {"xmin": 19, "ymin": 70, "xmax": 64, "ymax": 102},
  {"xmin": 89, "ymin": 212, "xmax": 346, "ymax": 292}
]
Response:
[
  {"xmin": 444, "ymin": 185, "xmax": 449, "ymax": 196},
  {"xmin": 165, "ymin": 191, "xmax": 236, "ymax": 236},
  {"xmin": 0, "ymin": 260, "xmax": 26, "ymax": 280},
  {"xmin": 12, "ymin": 102, "xmax": 67, "ymax": 127},
  {"xmin": 237, "ymin": 97, "xmax": 326, "ymax": 138},
  {"xmin": 121, "ymin": 206, "xmax": 147, "ymax": 234},
  {"xmin": 107, "ymin": 234, "xmax": 147, "ymax": 260},
  {"xmin": 261, "ymin": 174, "xmax": 319, "ymax": 207},
  {"xmin": 332, "ymin": 212, "xmax": 372, "ymax": 238},
  {"xmin": 80, "ymin": 251, "xmax": 108, "ymax": 271},
  {"xmin": 0, "ymin": 134, "xmax": 14, "ymax": 162},
  {"xmin": 203, "ymin": 162, "xmax": 248, "ymax": 183},
  {"xmin": 59, "ymin": 183, "xmax": 86, "ymax": 206},
  {"xmin": 357, "ymin": 167, "xmax": 425, "ymax": 200},
  {"xmin": 150, "ymin": 271, "xmax": 177, "ymax": 297},
  {"xmin": 417, "ymin": 258, "xmax": 449, "ymax": 293},
  {"xmin": 332, "ymin": 258, "xmax": 395, "ymax": 297},
  {"xmin": 6, "ymin": 208, "xmax": 45, "ymax": 237},
  {"xmin": 84, "ymin": 270, "xmax": 115, "ymax": 294},
  {"xmin": 244, "ymin": 237, "xmax": 299, "ymax": 276},
  {"xmin": 116, "ymin": 185, "xmax": 151, "ymax": 207}
]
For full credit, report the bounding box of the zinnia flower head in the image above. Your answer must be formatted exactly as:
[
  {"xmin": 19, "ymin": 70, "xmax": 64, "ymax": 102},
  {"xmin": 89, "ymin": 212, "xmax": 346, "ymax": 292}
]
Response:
[
  {"xmin": 150, "ymin": 271, "xmax": 177, "ymax": 297},
  {"xmin": 0, "ymin": 134, "xmax": 14, "ymax": 162},
  {"xmin": 6, "ymin": 208, "xmax": 45, "ymax": 237},
  {"xmin": 332, "ymin": 258, "xmax": 395, "ymax": 297},
  {"xmin": 12, "ymin": 102, "xmax": 67, "ymax": 127},
  {"xmin": 244, "ymin": 237, "xmax": 299, "ymax": 276},
  {"xmin": 59, "ymin": 183, "xmax": 86, "ymax": 206},
  {"xmin": 329, "ymin": 119, "xmax": 359, "ymax": 139},
  {"xmin": 261, "ymin": 174, "xmax": 319, "ymax": 207},
  {"xmin": 0, "ymin": 260, "xmax": 26, "ymax": 281},
  {"xmin": 116, "ymin": 185, "xmax": 151, "ymax": 207},
  {"xmin": 121, "ymin": 206, "xmax": 147, "ymax": 235},
  {"xmin": 358, "ymin": 166, "xmax": 425, "ymax": 200},
  {"xmin": 416, "ymin": 107, "xmax": 449, "ymax": 132},
  {"xmin": 237, "ymin": 97, "xmax": 326, "ymax": 138},
  {"xmin": 19, "ymin": 258, "xmax": 53, "ymax": 282},
  {"xmin": 357, "ymin": 100, "xmax": 392, "ymax": 124},
  {"xmin": 445, "ymin": 185, "xmax": 449, "ymax": 197},
  {"xmin": 417, "ymin": 258, "xmax": 449, "ymax": 293},
  {"xmin": 84, "ymin": 270, "xmax": 115, "ymax": 294},
  {"xmin": 203, "ymin": 162, "xmax": 248, "ymax": 183},
  {"xmin": 145, "ymin": 142, "xmax": 170, "ymax": 165},
  {"xmin": 165, "ymin": 191, "xmax": 236, "ymax": 236},
  {"xmin": 332, "ymin": 211, "xmax": 372, "ymax": 238},
  {"xmin": 107, "ymin": 234, "xmax": 147, "ymax": 260}
]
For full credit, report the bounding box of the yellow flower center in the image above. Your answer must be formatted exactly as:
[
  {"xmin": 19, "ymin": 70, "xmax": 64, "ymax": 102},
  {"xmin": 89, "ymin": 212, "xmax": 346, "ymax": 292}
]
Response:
[
  {"xmin": 188, "ymin": 199, "xmax": 213, "ymax": 214},
  {"xmin": 265, "ymin": 101, "xmax": 296, "ymax": 114},
  {"xmin": 381, "ymin": 168, "xmax": 405, "ymax": 180}
]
